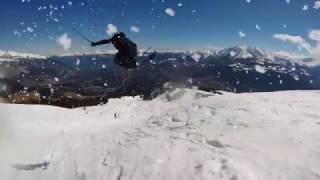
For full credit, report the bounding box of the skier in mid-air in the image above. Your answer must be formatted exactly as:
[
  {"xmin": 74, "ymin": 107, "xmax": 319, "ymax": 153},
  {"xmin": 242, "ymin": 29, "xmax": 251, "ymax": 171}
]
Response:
[{"xmin": 91, "ymin": 32, "xmax": 138, "ymax": 69}]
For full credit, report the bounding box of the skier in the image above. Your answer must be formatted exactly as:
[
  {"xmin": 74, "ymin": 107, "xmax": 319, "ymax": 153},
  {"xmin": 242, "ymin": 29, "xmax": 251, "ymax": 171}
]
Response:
[{"xmin": 91, "ymin": 32, "xmax": 138, "ymax": 69}]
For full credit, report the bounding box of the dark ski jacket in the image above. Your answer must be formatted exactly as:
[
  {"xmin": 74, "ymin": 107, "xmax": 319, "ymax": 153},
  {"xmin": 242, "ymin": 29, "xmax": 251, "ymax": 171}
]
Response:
[{"xmin": 91, "ymin": 32, "xmax": 137, "ymax": 57}]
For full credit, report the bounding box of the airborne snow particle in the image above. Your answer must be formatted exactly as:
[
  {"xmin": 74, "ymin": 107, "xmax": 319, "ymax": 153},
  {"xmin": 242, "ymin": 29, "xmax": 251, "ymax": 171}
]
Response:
[
  {"xmin": 76, "ymin": 59, "xmax": 81, "ymax": 66},
  {"xmin": 27, "ymin": 27, "xmax": 34, "ymax": 33},
  {"xmin": 106, "ymin": 24, "xmax": 118, "ymax": 36},
  {"xmin": 302, "ymin": 5, "xmax": 308, "ymax": 11},
  {"xmin": 286, "ymin": 0, "xmax": 290, "ymax": 4},
  {"xmin": 56, "ymin": 33, "xmax": 72, "ymax": 50},
  {"xmin": 165, "ymin": 8, "xmax": 175, "ymax": 16},
  {"xmin": 177, "ymin": 3, "xmax": 183, "ymax": 7},
  {"xmin": 14, "ymin": 30, "xmax": 22, "ymax": 37},
  {"xmin": 239, "ymin": 31, "xmax": 246, "ymax": 38},
  {"xmin": 130, "ymin": 26, "xmax": 140, "ymax": 33},
  {"xmin": 246, "ymin": 0, "xmax": 251, "ymax": 3},
  {"xmin": 0, "ymin": 84, "xmax": 7, "ymax": 92},
  {"xmin": 54, "ymin": 77, "xmax": 59, "ymax": 82},
  {"xmin": 256, "ymin": 24, "xmax": 261, "ymax": 30},
  {"xmin": 53, "ymin": 18, "xmax": 60, "ymax": 22}
]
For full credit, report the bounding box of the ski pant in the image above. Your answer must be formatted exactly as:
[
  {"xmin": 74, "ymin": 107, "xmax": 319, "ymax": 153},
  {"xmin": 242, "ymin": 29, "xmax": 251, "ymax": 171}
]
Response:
[{"xmin": 113, "ymin": 52, "xmax": 137, "ymax": 69}]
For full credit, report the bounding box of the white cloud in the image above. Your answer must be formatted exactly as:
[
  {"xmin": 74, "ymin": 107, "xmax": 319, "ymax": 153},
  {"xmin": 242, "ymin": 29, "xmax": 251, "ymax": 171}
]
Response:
[
  {"xmin": 56, "ymin": 33, "xmax": 72, "ymax": 51},
  {"xmin": 308, "ymin": 30, "xmax": 320, "ymax": 61},
  {"xmin": 302, "ymin": 5, "xmax": 308, "ymax": 11},
  {"xmin": 309, "ymin": 29, "xmax": 320, "ymax": 41},
  {"xmin": 314, "ymin": 1, "xmax": 320, "ymax": 9},
  {"xmin": 308, "ymin": 45, "xmax": 320, "ymax": 61},
  {"xmin": 130, "ymin": 26, "xmax": 140, "ymax": 33},
  {"xmin": 239, "ymin": 31, "xmax": 246, "ymax": 38},
  {"xmin": 273, "ymin": 30, "xmax": 320, "ymax": 61},
  {"xmin": 165, "ymin": 8, "xmax": 175, "ymax": 16},
  {"xmin": 274, "ymin": 51, "xmax": 307, "ymax": 59},
  {"xmin": 106, "ymin": 24, "xmax": 118, "ymax": 36},
  {"xmin": 256, "ymin": 24, "xmax": 261, "ymax": 30},
  {"xmin": 272, "ymin": 34, "xmax": 311, "ymax": 50}
]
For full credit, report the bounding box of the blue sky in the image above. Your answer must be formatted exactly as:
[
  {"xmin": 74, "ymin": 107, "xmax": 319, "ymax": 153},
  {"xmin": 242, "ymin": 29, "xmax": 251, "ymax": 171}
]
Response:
[{"xmin": 0, "ymin": 0, "xmax": 319, "ymax": 56}]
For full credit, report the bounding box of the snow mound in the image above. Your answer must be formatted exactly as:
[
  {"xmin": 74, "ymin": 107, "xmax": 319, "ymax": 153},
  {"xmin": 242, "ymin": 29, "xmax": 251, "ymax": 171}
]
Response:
[{"xmin": 1, "ymin": 89, "xmax": 320, "ymax": 180}]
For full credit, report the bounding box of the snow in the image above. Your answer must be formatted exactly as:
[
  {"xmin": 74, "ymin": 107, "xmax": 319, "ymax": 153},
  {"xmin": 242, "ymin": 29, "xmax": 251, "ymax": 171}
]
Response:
[
  {"xmin": 26, "ymin": 27, "xmax": 34, "ymax": 33},
  {"xmin": 1, "ymin": 89, "xmax": 320, "ymax": 180},
  {"xmin": 130, "ymin": 26, "xmax": 140, "ymax": 33},
  {"xmin": 0, "ymin": 58, "xmax": 17, "ymax": 62},
  {"xmin": 239, "ymin": 31, "xmax": 246, "ymax": 38},
  {"xmin": 0, "ymin": 50, "xmax": 46, "ymax": 59},
  {"xmin": 56, "ymin": 33, "xmax": 72, "ymax": 51},
  {"xmin": 255, "ymin": 65, "xmax": 267, "ymax": 74},
  {"xmin": 165, "ymin": 8, "xmax": 175, "ymax": 16},
  {"xmin": 191, "ymin": 53, "xmax": 201, "ymax": 62},
  {"xmin": 106, "ymin": 24, "xmax": 118, "ymax": 36},
  {"xmin": 302, "ymin": 5, "xmax": 308, "ymax": 11},
  {"xmin": 255, "ymin": 24, "xmax": 261, "ymax": 30}
]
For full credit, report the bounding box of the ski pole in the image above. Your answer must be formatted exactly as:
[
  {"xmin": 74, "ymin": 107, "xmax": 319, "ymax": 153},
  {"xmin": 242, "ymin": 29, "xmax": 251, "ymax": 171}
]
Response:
[{"xmin": 72, "ymin": 28, "xmax": 93, "ymax": 43}]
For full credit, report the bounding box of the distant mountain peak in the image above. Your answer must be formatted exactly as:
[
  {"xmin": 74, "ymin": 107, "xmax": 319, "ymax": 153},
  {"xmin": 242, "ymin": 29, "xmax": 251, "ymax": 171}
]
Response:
[
  {"xmin": 217, "ymin": 45, "xmax": 266, "ymax": 59},
  {"xmin": 0, "ymin": 50, "xmax": 46, "ymax": 60}
]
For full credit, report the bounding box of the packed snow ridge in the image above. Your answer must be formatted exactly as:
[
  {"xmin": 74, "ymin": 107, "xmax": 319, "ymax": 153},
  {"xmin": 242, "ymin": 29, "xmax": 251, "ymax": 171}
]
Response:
[{"xmin": 1, "ymin": 88, "xmax": 320, "ymax": 180}]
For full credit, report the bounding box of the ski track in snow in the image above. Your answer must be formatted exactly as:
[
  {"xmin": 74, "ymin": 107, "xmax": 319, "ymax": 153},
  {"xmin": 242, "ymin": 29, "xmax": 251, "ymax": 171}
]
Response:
[{"xmin": 1, "ymin": 89, "xmax": 320, "ymax": 180}]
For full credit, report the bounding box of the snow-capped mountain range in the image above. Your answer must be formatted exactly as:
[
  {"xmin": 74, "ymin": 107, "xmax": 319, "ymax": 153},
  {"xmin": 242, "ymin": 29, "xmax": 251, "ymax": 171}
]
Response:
[
  {"xmin": 0, "ymin": 46, "xmax": 316, "ymax": 66},
  {"xmin": 0, "ymin": 50, "xmax": 46, "ymax": 60},
  {"xmin": 214, "ymin": 46, "xmax": 315, "ymax": 66}
]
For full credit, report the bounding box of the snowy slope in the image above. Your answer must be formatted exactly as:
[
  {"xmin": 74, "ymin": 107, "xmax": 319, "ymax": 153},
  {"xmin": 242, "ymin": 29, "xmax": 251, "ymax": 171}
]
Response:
[{"xmin": 1, "ymin": 89, "xmax": 320, "ymax": 180}]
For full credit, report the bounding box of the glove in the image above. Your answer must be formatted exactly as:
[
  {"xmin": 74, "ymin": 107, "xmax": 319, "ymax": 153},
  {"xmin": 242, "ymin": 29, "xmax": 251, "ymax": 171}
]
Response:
[{"xmin": 91, "ymin": 42, "xmax": 97, "ymax": 46}]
